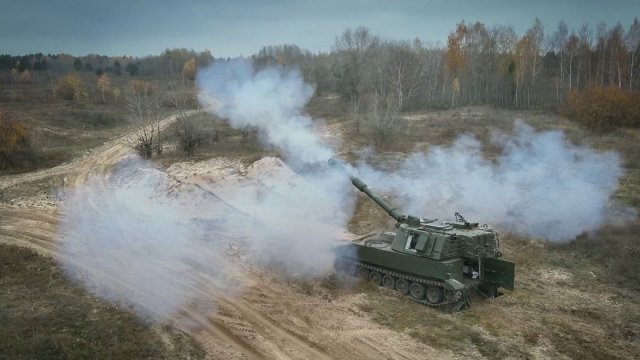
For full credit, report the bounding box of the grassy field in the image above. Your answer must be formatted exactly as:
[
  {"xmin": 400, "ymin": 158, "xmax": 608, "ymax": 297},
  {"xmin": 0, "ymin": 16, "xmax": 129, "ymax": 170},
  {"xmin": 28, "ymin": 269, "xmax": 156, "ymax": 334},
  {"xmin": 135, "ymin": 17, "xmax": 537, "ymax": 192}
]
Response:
[
  {"xmin": 2, "ymin": 74, "xmax": 639, "ymax": 358},
  {"xmin": 0, "ymin": 72, "xmax": 184, "ymax": 174},
  {"xmin": 156, "ymin": 111, "xmax": 276, "ymax": 167},
  {"xmin": 331, "ymin": 104, "xmax": 640, "ymax": 359},
  {"xmin": 0, "ymin": 243, "xmax": 205, "ymax": 359},
  {"xmin": 0, "ymin": 74, "xmax": 210, "ymax": 359}
]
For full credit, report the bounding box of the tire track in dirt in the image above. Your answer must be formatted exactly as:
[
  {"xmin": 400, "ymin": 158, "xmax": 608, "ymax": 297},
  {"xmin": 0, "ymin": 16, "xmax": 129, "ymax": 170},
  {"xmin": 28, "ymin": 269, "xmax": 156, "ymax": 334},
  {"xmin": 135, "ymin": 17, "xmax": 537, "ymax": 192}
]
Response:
[
  {"xmin": 0, "ymin": 112, "xmax": 195, "ymax": 191},
  {"xmin": 0, "ymin": 111, "xmax": 455, "ymax": 360},
  {"xmin": 0, "ymin": 176, "xmax": 451, "ymax": 360}
]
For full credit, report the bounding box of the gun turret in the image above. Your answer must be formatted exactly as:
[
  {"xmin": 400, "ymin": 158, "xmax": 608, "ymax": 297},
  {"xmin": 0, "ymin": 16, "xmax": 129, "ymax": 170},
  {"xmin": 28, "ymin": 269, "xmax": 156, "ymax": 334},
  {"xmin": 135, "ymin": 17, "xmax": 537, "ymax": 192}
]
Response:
[{"xmin": 329, "ymin": 159, "xmax": 407, "ymax": 223}]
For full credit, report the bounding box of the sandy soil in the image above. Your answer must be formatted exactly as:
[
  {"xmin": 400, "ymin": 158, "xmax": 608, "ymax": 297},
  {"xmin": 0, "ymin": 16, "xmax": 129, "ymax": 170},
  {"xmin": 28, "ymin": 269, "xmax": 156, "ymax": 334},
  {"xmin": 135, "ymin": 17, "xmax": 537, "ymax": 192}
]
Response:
[{"xmin": 0, "ymin": 113, "xmax": 459, "ymax": 359}]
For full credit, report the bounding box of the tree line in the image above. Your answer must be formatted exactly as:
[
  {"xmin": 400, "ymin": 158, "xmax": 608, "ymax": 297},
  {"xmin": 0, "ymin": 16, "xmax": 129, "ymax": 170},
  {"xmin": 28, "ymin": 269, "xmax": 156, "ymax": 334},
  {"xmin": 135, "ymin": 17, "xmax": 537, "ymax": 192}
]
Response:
[
  {"xmin": 2, "ymin": 17, "xmax": 639, "ymax": 130},
  {"xmin": 249, "ymin": 18, "xmax": 640, "ymax": 131},
  {"xmin": 250, "ymin": 18, "xmax": 639, "ymax": 111},
  {"xmin": 3, "ymin": 17, "xmax": 639, "ymax": 111},
  {"xmin": 0, "ymin": 48, "xmax": 214, "ymax": 81}
]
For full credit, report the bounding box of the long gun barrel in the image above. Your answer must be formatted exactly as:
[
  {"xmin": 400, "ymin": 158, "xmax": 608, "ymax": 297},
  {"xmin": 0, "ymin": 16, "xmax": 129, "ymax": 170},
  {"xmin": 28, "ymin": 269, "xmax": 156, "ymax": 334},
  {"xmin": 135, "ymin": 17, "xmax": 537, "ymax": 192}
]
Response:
[
  {"xmin": 349, "ymin": 176, "xmax": 404, "ymax": 222},
  {"xmin": 328, "ymin": 159, "xmax": 404, "ymax": 223}
]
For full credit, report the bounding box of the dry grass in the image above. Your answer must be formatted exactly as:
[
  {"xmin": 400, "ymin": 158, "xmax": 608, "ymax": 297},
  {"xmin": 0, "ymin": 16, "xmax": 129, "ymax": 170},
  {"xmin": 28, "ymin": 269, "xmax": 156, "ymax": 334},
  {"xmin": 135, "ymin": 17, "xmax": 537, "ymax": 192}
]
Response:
[
  {"xmin": 344, "ymin": 244, "xmax": 640, "ymax": 358},
  {"xmin": 0, "ymin": 174, "xmax": 65, "ymax": 205},
  {"xmin": 0, "ymin": 243, "xmax": 205, "ymax": 359},
  {"xmin": 0, "ymin": 76, "xmax": 133, "ymax": 174},
  {"xmin": 318, "ymin": 100, "xmax": 640, "ymax": 359},
  {"xmin": 0, "ymin": 73, "xmax": 203, "ymax": 174},
  {"xmin": 157, "ymin": 111, "xmax": 276, "ymax": 167},
  {"xmin": 3, "ymin": 84, "xmax": 640, "ymax": 359}
]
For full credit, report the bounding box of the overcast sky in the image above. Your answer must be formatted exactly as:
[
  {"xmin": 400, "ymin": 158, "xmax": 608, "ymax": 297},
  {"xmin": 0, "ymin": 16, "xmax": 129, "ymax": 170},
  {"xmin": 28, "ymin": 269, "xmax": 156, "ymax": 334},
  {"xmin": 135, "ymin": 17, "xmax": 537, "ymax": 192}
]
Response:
[{"xmin": 2, "ymin": 0, "xmax": 638, "ymax": 57}]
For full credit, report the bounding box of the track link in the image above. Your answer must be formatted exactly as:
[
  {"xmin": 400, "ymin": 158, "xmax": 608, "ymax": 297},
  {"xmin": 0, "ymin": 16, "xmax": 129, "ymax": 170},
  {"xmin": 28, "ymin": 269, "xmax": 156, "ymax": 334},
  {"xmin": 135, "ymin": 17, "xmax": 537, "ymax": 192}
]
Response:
[{"xmin": 336, "ymin": 257, "xmax": 470, "ymax": 310}]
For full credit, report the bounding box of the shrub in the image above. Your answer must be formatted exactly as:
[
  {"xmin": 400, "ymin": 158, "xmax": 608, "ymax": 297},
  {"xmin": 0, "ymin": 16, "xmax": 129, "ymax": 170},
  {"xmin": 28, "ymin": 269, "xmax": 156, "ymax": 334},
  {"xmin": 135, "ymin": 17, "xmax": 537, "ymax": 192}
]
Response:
[
  {"xmin": 182, "ymin": 58, "xmax": 197, "ymax": 81},
  {"xmin": 19, "ymin": 70, "xmax": 31, "ymax": 83},
  {"xmin": 96, "ymin": 74, "xmax": 110, "ymax": 103},
  {"xmin": 53, "ymin": 74, "xmax": 87, "ymax": 101},
  {"xmin": 10, "ymin": 68, "xmax": 18, "ymax": 83},
  {"xmin": 0, "ymin": 111, "xmax": 34, "ymax": 170},
  {"xmin": 132, "ymin": 125, "xmax": 161, "ymax": 160},
  {"xmin": 562, "ymin": 86, "xmax": 640, "ymax": 130},
  {"xmin": 112, "ymin": 88, "xmax": 121, "ymax": 102},
  {"xmin": 129, "ymin": 79, "xmax": 158, "ymax": 96},
  {"xmin": 174, "ymin": 114, "xmax": 213, "ymax": 156},
  {"xmin": 363, "ymin": 92, "xmax": 403, "ymax": 149}
]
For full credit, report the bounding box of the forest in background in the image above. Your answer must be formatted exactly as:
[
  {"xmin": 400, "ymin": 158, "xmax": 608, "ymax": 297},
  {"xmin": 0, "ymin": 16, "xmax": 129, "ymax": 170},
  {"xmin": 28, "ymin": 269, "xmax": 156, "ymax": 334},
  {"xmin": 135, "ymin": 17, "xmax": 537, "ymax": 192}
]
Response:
[
  {"xmin": 2, "ymin": 18, "xmax": 639, "ymax": 111},
  {"xmin": 1, "ymin": 17, "xmax": 640, "ymax": 171}
]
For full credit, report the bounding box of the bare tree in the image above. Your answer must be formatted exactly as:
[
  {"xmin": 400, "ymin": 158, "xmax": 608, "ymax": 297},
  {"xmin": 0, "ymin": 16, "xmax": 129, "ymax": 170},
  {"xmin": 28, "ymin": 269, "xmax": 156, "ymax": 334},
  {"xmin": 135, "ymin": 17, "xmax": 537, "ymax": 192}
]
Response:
[
  {"xmin": 491, "ymin": 24, "xmax": 517, "ymax": 107},
  {"xmin": 333, "ymin": 26, "xmax": 378, "ymax": 133},
  {"xmin": 377, "ymin": 39, "xmax": 429, "ymax": 111},
  {"xmin": 174, "ymin": 112, "xmax": 215, "ymax": 156},
  {"xmin": 365, "ymin": 90, "xmax": 400, "ymax": 148},
  {"xmin": 626, "ymin": 17, "xmax": 640, "ymax": 89},
  {"xmin": 182, "ymin": 57, "xmax": 197, "ymax": 81},
  {"xmin": 165, "ymin": 79, "xmax": 196, "ymax": 115},
  {"xmin": 127, "ymin": 80, "xmax": 165, "ymax": 158},
  {"xmin": 565, "ymin": 33, "xmax": 579, "ymax": 92},
  {"xmin": 596, "ymin": 22, "xmax": 608, "ymax": 86},
  {"xmin": 552, "ymin": 21, "xmax": 569, "ymax": 86},
  {"xmin": 420, "ymin": 44, "xmax": 443, "ymax": 107},
  {"xmin": 608, "ymin": 23, "xmax": 626, "ymax": 88},
  {"xmin": 577, "ymin": 23, "xmax": 593, "ymax": 89},
  {"xmin": 526, "ymin": 18, "xmax": 544, "ymax": 107},
  {"xmin": 132, "ymin": 125, "xmax": 157, "ymax": 160},
  {"xmin": 96, "ymin": 74, "xmax": 110, "ymax": 103}
]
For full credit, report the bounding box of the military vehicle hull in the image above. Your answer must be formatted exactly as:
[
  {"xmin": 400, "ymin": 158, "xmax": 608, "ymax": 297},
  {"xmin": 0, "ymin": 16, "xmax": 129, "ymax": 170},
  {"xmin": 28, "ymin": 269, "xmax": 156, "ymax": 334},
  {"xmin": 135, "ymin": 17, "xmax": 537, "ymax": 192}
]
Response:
[
  {"xmin": 335, "ymin": 233, "xmax": 515, "ymax": 309},
  {"xmin": 328, "ymin": 158, "xmax": 515, "ymax": 310}
]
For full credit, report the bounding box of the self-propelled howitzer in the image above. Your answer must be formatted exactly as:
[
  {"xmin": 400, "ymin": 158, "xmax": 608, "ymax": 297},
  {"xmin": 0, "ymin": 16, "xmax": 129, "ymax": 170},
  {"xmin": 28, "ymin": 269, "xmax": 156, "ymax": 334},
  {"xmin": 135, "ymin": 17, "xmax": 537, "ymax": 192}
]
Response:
[{"xmin": 329, "ymin": 159, "xmax": 514, "ymax": 310}]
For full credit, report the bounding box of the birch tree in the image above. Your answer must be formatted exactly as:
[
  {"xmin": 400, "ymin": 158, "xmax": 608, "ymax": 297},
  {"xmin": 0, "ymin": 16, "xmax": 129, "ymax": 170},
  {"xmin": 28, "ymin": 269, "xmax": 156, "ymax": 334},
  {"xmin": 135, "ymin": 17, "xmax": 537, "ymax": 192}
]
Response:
[
  {"xmin": 333, "ymin": 26, "xmax": 378, "ymax": 133},
  {"xmin": 626, "ymin": 17, "xmax": 640, "ymax": 89}
]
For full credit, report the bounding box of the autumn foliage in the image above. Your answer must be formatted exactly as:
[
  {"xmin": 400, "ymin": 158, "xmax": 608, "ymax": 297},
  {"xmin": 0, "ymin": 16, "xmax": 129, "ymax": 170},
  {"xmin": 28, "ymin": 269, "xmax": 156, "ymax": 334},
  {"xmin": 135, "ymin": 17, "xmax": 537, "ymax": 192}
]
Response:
[
  {"xmin": 182, "ymin": 58, "xmax": 197, "ymax": 81},
  {"xmin": 129, "ymin": 79, "xmax": 158, "ymax": 95},
  {"xmin": 444, "ymin": 22, "xmax": 467, "ymax": 79},
  {"xmin": 96, "ymin": 74, "xmax": 110, "ymax": 103},
  {"xmin": 0, "ymin": 111, "xmax": 32, "ymax": 169},
  {"xmin": 563, "ymin": 86, "xmax": 640, "ymax": 129},
  {"xmin": 53, "ymin": 74, "xmax": 87, "ymax": 101}
]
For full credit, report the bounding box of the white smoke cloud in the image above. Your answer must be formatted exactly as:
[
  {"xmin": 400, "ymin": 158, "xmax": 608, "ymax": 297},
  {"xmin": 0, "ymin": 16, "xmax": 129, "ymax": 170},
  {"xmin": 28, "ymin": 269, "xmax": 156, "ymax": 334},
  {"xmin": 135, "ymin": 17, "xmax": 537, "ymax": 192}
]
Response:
[
  {"xmin": 197, "ymin": 59, "xmax": 334, "ymax": 166},
  {"xmin": 56, "ymin": 159, "xmax": 244, "ymax": 320},
  {"xmin": 356, "ymin": 120, "xmax": 630, "ymax": 242},
  {"xmin": 57, "ymin": 60, "xmax": 357, "ymax": 321},
  {"xmin": 195, "ymin": 59, "xmax": 356, "ymax": 273},
  {"xmin": 195, "ymin": 58, "xmax": 631, "ymax": 241},
  {"xmin": 57, "ymin": 156, "xmax": 355, "ymax": 320},
  {"xmin": 56, "ymin": 58, "xmax": 632, "ymax": 321},
  {"xmin": 175, "ymin": 157, "xmax": 355, "ymax": 276}
]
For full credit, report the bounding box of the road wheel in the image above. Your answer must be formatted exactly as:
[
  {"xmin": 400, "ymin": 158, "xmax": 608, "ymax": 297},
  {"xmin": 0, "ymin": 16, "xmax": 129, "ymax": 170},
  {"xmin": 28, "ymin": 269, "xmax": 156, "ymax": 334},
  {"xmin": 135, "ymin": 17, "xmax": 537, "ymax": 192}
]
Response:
[
  {"xmin": 369, "ymin": 271, "xmax": 382, "ymax": 286},
  {"xmin": 382, "ymin": 275, "xmax": 395, "ymax": 289},
  {"xmin": 425, "ymin": 285, "xmax": 444, "ymax": 304},
  {"xmin": 395, "ymin": 279, "xmax": 409, "ymax": 295},
  {"xmin": 357, "ymin": 267, "xmax": 369, "ymax": 280},
  {"xmin": 409, "ymin": 282, "xmax": 426, "ymax": 300}
]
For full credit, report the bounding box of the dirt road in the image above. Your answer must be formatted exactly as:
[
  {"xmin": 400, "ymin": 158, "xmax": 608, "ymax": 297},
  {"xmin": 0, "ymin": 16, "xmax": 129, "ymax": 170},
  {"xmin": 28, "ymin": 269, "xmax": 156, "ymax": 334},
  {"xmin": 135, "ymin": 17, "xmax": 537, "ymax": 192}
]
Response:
[{"xmin": 0, "ymin": 114, "xmax": 455, "ymax": 359}]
